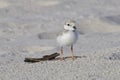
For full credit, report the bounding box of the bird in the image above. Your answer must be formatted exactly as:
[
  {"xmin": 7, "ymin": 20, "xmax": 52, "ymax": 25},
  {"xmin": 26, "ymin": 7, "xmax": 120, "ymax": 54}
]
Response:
[{"xmin": 57, "ymin": 20, "xmax": 78, "ymax": 60}]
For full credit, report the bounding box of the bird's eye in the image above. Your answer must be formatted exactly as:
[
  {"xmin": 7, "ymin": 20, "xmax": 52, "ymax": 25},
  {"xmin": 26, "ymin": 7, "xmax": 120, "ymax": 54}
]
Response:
[{"xmin": 67, "ymin": 24, "xmax": 70, "ymax": 26}]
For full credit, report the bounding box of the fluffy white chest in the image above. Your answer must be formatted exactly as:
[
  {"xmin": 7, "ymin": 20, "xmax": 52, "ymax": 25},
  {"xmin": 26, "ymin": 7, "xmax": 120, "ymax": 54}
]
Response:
[{"xmin": 57, "ymin": 30, "xmax": 78, "ymax": 46}]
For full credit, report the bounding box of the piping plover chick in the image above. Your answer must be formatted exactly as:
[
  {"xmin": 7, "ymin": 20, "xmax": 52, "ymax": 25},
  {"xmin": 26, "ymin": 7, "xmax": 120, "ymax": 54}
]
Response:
[{"xmin": 57, "ymin": 20, "xmax": 78, "ymax": 60}]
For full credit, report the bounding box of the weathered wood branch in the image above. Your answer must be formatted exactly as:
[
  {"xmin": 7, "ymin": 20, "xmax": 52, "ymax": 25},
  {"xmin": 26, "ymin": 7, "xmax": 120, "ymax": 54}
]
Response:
[{"xmin": 24, "ymin": 52, "xmax": 60, "ymax": 63}]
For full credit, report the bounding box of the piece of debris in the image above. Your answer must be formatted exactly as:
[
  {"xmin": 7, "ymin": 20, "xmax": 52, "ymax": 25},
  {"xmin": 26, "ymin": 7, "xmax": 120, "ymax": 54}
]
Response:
[
  {"xmin": 24, "ymin": 52, "xmax": 60, "ymax": 63},
  {"xmin": 109, "ymin": 52, "xmax": 120, "ymax": 60}
]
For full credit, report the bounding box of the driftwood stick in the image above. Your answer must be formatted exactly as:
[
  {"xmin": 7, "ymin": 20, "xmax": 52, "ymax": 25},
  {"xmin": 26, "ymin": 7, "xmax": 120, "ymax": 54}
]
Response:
[
  {"xmin": 24, "ymin": 52, "xmax": 60, "ymax": 63},
  {"xmin": 43, "ymin": 53, "xmax": 60, "ymax": 60}
]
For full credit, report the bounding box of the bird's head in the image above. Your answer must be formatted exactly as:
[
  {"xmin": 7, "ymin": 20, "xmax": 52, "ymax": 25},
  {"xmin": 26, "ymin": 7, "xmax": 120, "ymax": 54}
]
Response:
[{"xmin": 64, "ymin": 20, "xmax": 76, "ymax": 31}]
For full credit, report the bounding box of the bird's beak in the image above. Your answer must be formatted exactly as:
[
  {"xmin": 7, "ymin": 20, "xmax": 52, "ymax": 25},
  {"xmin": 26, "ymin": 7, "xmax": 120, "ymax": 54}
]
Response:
[{"xmin": 73, "ymin": 26, "xmax": 76, "ymax": 29}]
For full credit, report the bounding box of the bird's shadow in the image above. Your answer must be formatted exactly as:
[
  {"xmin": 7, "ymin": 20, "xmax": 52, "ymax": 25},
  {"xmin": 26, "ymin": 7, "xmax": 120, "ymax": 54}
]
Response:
[
  {"xmin": 101, "ymin": 15, "xmax": 120, "ymax": 25},
  {"xmin": 52, "ymin": 55, "xmax": 87, "ymax": 61}
]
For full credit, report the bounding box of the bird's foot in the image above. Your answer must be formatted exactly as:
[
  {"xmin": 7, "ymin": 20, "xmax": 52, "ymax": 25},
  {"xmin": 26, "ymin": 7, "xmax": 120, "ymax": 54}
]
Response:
[
  {"xmin": 71, "ymin": 56, "xmax": 75, "ymax": 60},
  {"xmin": 60, "ymin": 57, "xmax": 65, "ymax": 61}
]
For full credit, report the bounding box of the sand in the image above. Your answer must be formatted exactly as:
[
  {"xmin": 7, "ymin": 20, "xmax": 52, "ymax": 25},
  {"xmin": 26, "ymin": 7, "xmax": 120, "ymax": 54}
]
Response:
[{"xmin": 0, "ymin": 0, "xmax": 120, "ymax": 80}]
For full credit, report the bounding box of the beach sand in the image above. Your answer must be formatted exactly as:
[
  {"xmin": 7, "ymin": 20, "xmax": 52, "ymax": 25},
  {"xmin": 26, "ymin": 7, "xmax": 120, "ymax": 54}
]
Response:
[{"xmin": 0, "ymin": 0, "xmax": 120, "ymax": 80}]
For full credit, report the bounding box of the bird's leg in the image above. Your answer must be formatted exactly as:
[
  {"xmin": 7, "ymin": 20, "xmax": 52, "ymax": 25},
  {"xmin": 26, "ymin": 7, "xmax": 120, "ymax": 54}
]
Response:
[
  {"xmin": 60, "ymin": 47, "xmax": 64, "ymax": 60},
  {"xmin": 71, "ymin": 45, "xmax": 75, "ymax": 60}
]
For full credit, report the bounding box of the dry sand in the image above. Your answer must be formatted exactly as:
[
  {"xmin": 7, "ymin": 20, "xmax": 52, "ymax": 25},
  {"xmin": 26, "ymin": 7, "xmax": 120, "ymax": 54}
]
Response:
[{"xmin": 0, "ymin": 0, "xmax": 120, "ymax": 80}]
